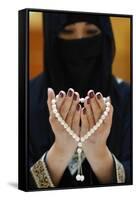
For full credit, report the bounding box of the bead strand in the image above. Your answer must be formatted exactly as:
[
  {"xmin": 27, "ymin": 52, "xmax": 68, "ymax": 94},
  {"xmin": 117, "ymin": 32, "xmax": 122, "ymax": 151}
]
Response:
[{"xmin": 51, "ymin": 98, "xmax": 110, "ymax": 143}]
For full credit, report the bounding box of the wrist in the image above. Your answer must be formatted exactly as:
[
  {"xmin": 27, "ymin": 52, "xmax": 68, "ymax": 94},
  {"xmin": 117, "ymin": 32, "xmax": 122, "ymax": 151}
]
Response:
[
  {"xmin": 85, "ymin": 145, "xmax": 113, "ymax": 169},
  {"xmin": 83, "ymin": 142, "xmax": 107, "ymax": 159},
  {"xmin": 48, "ymin": 142, "xmax": 74, "ymax": 163},
  {"xmin": 94, "ymin": 146, "xmax": 113, "ymax": 167},
  {"xmin": 85, "ymin": 146, "xmax": 114, "ymax": 183},
  {"xmin": 45, "ymin": 143, "xmax": 72, "ymax": 186}
]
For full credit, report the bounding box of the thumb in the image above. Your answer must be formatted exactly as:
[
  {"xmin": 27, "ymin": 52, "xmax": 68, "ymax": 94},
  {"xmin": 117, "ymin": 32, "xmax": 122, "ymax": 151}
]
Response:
[{"xmin": 47, "ymin": 88, "xmax": 56, "ymax": 115}]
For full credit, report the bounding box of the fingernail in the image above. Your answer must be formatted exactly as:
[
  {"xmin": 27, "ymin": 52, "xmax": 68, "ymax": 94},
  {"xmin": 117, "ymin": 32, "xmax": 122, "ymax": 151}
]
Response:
[
  {"xmin": 68, "ymin": 89, "xmax": 73, "ymax": 97},
  {"xmin": 87, "ymin": 97, "xmax": 90, "ymax": 104},
  {"xmin": 76, "ymin": 104, "xmax": 80, "ymax": 111},
  {"xmin": 73, "ymin": 93, "xmax": 77, "ymax": 101},
  {"xmin": 83, "ymin": 107, "xmax": 86, "ymax": 114},
  {"xmin": 59, "ymin": 91, "xmax": 64, "ymax": 98},
  {"xmin": 96, "ymin": 93, "xmax": 102, "ymax": 100},
  {"xmin": 48, "ymin": 87, "xmax": 52, "ymax": 93},
  {"xmin": 89, "ymin": 90, "xmax": 94, "ymax": 98},
  {"xmin": 48, "ymin": 88, "xmax": 52, "ymax": 92}
]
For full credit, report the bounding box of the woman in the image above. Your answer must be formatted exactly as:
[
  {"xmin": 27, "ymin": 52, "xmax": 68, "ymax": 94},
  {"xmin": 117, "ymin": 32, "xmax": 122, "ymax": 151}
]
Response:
[{"xmin": 29, "ymin": 12, "xmax": 132, "ymax": 190}]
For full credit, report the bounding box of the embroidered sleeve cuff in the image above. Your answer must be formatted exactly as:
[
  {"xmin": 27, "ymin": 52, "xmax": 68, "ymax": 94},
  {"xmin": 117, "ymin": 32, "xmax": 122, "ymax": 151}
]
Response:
[
  {"xmin": 30, "ymin": 153, "xmax": 55, "ymax": 188},
  {"xmin": 112, "ymin": 154, "xmax": 126, "ymax": 183}
]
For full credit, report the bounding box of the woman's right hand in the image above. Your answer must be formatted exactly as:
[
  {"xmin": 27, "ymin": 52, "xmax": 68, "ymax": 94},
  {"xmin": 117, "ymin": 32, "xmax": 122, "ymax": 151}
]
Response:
[{"xmin": 47, "ymin": 87, "xmax": 81, "ymax": 159}]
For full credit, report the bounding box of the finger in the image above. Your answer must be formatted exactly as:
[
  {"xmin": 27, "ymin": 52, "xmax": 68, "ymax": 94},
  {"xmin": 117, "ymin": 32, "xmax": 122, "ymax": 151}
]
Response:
[
  {"xmin": 60, "ymin": 88, "xmax": 74, "ymax": 120},
  {"xmin": 71, "ymin": 103, "xmax": 81, "ymax": 136},
  {"xmin": 98, "ymin": 104, "xmax": 114, "ymax": 141},
  {"xmin": 103, "ymin": 104, "xmax": 114, "ymax": 126},
  {"xmin": 80, "ymin": 107, "xmax": 89, "ymax": 137},
  {"xmin": 66, "ymin": 92, "xmax": 80, "ymax": 127},
  {"xmin": 84, "ymin": 96, "xmax": 95, "ymax": 129},
  {"xmin": 56, "ymin": 90, "xmax": 66, "ymax": 111},
  {"xmin": 95, "ymin": 92, "xmax": 105, "ymax": 111},
  {"xmin": 47, "ymin": 88, "xmax": 56, "ymax": 116},
  {"xmin": 88, "ymin": 90, "xmax": 101, "ymax": 123}
]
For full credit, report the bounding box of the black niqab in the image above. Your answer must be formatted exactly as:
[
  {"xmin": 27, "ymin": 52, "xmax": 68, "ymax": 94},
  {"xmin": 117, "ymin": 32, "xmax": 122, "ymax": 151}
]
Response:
[
  {"xmin": 57, "ymin": 34, "xmax": 103, "ymax": 97},
  {"xmin": 43, "ymin": 12, "xmax": 115, "ymax": 98}
]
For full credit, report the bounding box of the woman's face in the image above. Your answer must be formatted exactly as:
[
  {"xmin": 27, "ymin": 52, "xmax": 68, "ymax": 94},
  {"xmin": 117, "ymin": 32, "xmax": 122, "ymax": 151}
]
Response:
[{"xmin": 58, "ymin": 22, "xmax": 101, "ymax": 40}]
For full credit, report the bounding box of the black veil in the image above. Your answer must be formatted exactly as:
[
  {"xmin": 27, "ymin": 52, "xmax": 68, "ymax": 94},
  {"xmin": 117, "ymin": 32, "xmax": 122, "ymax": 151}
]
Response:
[{"xmin": 43, "ymin": 11, "xmax": 115, "ymax": 97}]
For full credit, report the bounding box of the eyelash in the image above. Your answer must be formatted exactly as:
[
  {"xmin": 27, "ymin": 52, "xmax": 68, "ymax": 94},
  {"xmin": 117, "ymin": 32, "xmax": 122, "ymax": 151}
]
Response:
[
  {"xmin": 61, "ymin": 29, "xmax": 98, "ymax": 34},
  {"xmin": 86, "ymin": 30, "xmax": 98, "ymax": 34},
  {"xmin": 61, "ymin": 29, "xmax": 73, "ymax": 34}
]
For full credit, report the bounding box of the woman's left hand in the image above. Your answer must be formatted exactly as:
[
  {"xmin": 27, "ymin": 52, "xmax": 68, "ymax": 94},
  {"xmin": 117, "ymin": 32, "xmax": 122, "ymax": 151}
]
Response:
[{"xmin": 80, "ymin": 90, "xmax": 114, "ymax": 183}]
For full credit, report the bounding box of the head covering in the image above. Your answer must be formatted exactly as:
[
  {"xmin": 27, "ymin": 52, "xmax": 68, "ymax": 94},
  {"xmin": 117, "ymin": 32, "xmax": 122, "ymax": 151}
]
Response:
[{"xmin": 43, "ymin": 11, "xmax": 115, "ymax": 97}]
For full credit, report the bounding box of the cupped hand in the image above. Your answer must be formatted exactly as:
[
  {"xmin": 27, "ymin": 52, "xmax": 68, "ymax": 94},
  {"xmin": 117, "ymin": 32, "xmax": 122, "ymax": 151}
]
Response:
[
  {"xmin": 47, "ymin": 88, "xmax": 81, "ymax": 158},
  {"xmin": 47, "ymin": 88, "xmax": 114, "ymax": 184},
  {"xmin": 80, "ymin": 90, "xmax": 113, "ymax": 161}
]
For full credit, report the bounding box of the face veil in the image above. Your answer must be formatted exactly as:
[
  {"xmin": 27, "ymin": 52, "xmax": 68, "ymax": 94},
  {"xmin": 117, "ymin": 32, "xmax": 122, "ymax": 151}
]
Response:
[{"xmin": 43, "ymin": 12, "xmax": 115, "ymax": 98}]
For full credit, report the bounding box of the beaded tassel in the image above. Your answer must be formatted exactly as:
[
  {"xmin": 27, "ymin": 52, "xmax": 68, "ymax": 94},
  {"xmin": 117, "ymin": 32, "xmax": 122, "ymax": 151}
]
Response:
[{"xmin": 76, "ymin": 145, "xmax": 85, "ymax": 181}]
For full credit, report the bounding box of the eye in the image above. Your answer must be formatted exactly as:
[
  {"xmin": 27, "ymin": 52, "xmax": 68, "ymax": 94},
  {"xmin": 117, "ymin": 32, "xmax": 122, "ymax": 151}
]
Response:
[
  {"xmin": 61, "ymin": 29, "xmax": 73, "ymax": 34},
  {"xmin": 86, "ymin": 29, "xmax": 99, "ymax": 34}
]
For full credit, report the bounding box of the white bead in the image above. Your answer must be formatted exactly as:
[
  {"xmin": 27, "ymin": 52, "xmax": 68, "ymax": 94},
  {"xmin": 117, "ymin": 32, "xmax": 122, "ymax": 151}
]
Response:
[
  {"xmin": 51, "ymin": 99, "xmax": 56, "ymax": 104},
  {"xmin": 66, "ymin": 127, "xmax": 71, "ymax": 133},
  {"xmin": 106, "ymin": 107, "xmax": 110, "ymax": 112},
  {"xmin": 106, "ymin": 97, "xmax": 110, "ymax": 102},
  {"xmin": 80, "ymin": 175, "xmax": 85, "ymax": 182},
  {"xmin": 101, "ymin": 114, "xmax": 106, "ymax": 120},
  {"xmin": 80, "ymin": 98, "xmax": 85, "ymax": 103},
  {"xmin": 96, "ymin": 121, "xmax": 101, "ymax": 128},
  {"xmin": 87, "ymin": 131, "xmax": 91, "ymax": 137},
  {"xmin": 84, "ymin": 134, "xmax": 89, "ymax": 140},
  {"xmin": 55, "ymin": 113, "xmax": 60, "ymax": 118},
  {"xmin": 52, "ymin": 106, "xmax": 57, "ymax": 111},
  {"xmin": 81, "ymin": 137, "xmax": 85, "ymax": 142},
  {"xmin": 78, "ymin": 142, "xmax": 82, "ymax": 147},
  {"xmin": 69, "ymin": 130, "xmax": 74, "ymax": 136},
  {"xmin": 90, "ymin": 128, "xmax": 95, "ymax": 134},
  {"xmin": 106, "ymin": 102, "xmax": 110, "ymax": 107},
  {"xmin": 64, "ymin": 123, "xmax": 68, "ymax": 129},
  {"xmin": 95, "ymin": 123, "xmax": 99, "ymax": 129},
  {"xmin": 75, "ymin": 136, "xmax": 80, "ymax": 142},
  {"xmin": 77, "ymin": 148, "xmax": 82, "ymax": 154},
  {"xmin": 53, "ymin": 109, "xmax": 57, "ymax": 114},
  {"xmin": 93, "ymin": 125, "xmax": 97, "ymax": 131},
  {"xmin": 104, "ymin": 111, "xmax": 108, "ymax": 116},
  {"xmin": 76, "ymin": 174, "xmax": 81, "ymax": 181},
  {"xmin": 99, "ymin": 118, "xmax": 103, "ymax": 124},
  {"xmin": 92, "ymin": 127, "xmax": 96, "ymax": 133},
  {"xmin": 71, "ymin": 133, "xmax": 75, "ymax": 137},
  {"xmin": 60, "ymin": 120, "xmax": 65, "ymax": 126},
  {"xmin": 52, "ymin": 104, "xmax": 56, "ymax": 109},
  {"xmin": 56, "ymin": 95, "xmax": 59, "ymax": 99},
  {"xmin": 72, "ymin": 134, "xmax": 76, "ymax": 139},
  {"xmin": 103, "ymin": 97, "xmax": 106, "ymax": 102},
  {"xmin": 58, "ymin": 116, "xmax": 62, "ymax": 122}
]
